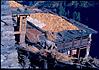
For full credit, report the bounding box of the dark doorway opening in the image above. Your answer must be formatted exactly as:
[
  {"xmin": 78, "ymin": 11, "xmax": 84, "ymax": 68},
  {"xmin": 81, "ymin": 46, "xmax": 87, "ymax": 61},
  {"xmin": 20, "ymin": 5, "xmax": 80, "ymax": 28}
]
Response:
[
  {"xmin": 15, "ymin": 34, "xmax": 20, "ymax": 44},
  {"xmin": 14, "ymin": 16, "xmax": 20, "ymax": 44},
  {"xmin": 79, "ymin": 48, "xmax": 86, "ymax": 58}
]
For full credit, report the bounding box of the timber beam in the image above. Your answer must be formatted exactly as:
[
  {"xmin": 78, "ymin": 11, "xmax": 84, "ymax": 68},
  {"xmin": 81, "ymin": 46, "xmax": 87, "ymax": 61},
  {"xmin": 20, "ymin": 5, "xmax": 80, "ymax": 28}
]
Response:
[{"xmin": 13, "ymin": 31, "xmax": 20, "ymax": 34}]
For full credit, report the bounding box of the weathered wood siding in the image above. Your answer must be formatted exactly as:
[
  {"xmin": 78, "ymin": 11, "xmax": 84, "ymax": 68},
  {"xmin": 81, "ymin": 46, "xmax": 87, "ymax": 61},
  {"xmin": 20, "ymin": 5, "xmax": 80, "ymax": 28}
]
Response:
[{"xmin": 57, "ymin": 36, "xmax": 90, "ymax": 53}]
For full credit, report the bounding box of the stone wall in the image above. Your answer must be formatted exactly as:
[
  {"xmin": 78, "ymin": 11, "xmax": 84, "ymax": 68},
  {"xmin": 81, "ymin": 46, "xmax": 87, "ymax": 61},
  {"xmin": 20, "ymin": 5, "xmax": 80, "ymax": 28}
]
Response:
[{"xmin": 1, "ymin": 1, "xmax": 21, "ymax": 68}]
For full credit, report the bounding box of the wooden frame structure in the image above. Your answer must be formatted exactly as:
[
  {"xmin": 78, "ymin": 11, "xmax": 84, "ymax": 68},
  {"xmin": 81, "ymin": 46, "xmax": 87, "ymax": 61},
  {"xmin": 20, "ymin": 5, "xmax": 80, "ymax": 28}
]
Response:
[
  {"xmin": 13, "ymin": 14, "xmax": 92, "ymax": 59},
  {"xmin": 14, "ymin": 15, "xmax": 28, "ymax": 47}
]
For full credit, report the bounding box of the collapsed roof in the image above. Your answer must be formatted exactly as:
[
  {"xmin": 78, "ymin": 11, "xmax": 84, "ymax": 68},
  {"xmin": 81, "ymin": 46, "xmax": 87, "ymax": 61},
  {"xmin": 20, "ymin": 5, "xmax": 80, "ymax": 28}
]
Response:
[
  {"xmin": 26, "ymin": 12, "xmax": 97, "ymax": 44},
  {"xmin": 27, "ymin": 13, "xmax": 79, "ymax": 32},
  {"xmin": 7, "ymin": 1, "xmax": 97, "ymax": 43}
]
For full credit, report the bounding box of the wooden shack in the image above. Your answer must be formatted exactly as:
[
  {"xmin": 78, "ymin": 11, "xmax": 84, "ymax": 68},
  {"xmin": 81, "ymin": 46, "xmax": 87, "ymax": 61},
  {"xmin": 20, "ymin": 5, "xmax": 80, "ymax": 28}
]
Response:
[
  {"xmin": 25, "ymin": 13, "xmax": 97, "ymax": 59},
  {"xmin": 8, "ymin": 1, "xmax": 97, "ymax": 61}
]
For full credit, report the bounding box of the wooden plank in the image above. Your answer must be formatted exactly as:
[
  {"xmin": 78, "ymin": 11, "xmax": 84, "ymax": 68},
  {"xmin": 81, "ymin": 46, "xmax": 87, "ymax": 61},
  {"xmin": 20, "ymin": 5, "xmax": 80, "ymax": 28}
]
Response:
[
  {"xmin": 19, "ymin": 15, "xmax": 27, "ymax": 47},
  {"xmin": 18, "ymin": 45, "xmax": 40, "ymax": 53},
  {"xmin": 80, "ymin": 47, "xmax": 87, "ymax": 49},
  {"xmin": 26, "ymin": 45, "xmax": 39, "ymax": 53},
  {"xmin": 14, "ymin": 31, "xmax": 20, "ymax": 34},
  {"xmin": 77, "ymin": 48, "xmax": 80, "ymax": 59},
  {"xmin": 20, "ymin": 16, "xmax": 26, "ymax": 42},
  {"xmin": 19, "ymin": 16, "xmax": 22, "ymax": 32},
  {"xmin": 85, "ymin": 45, "xmax": 90, "ymax": 58},
  {"xmin": 50, "ymin": 50, "xmax": 73, "ymax": 62}
]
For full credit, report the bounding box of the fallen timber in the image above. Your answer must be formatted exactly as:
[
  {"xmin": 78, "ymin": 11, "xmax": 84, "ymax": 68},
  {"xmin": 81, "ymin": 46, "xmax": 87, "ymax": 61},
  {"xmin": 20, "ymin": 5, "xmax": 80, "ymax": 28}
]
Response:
[
  {"xmin": 16, "ymin": 44, "xmax": 98, "ymax": 69},
  {"xmin": 16, "ymin": 44, "xmax": 55, "ymax": 69},
  {"xmin": 16, "ymin": 44, "xmax": 73, "ymax": 69},
  {"xmin": 16, "ymin": 44, "xmax": 73, "ymax": 62}
]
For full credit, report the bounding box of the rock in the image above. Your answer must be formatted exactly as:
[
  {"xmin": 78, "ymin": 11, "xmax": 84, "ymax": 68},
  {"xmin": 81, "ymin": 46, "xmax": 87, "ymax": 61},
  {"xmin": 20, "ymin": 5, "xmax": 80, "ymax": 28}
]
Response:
[
  {"xmin": 2, "ymin": 31, "xmax": 14, "ymax": 35},
  {"xmin": 1, "ymin": 15, "xmax": 12, "ymax": 20},
  {"xmin": 1, "ymin": 31, "xmax": 14, "ymax": 37},
  {"xmin": 3, "ymin": 19, "xmax": 13, "ymax": 24},
  {"xmin": 1, "ymin": 11, "xmax": 12, "ymax": 16},
  {"xmin": 1, "ymin": 46, "xmax": 15, "ymax": 52},
  {"xmin": 8, "ymin": 51, "xmax": 18, "ymax": 59},
  {"xmin": 6, "ymin": 46, "xmax": 16, "ymax": 52},
  {"xmin": 1, "ymin": 26, "xmax": 14, "ymax": 31},
  {"xmin": 1, "ymin": 48, "xmax": 8, "ymax": 54},
  {"xmin": 1, "ymin": 66, "xmax": 9, "ymax": 68},
  {"xmin": 1, "ymin": 40, "xmax": 16, "ymax": 46},
  {"xmin": 1, "ymin": 36, "xmax": 15, "ymax": 41},
  {"xmin": 1, "ymin": 54, "xmax": 20, "ymax": 68},
  {"xmin": 1, "ymin": 42, "xmax": 14, "ymax": 47},
  {"xmin": 1, "ymin": 22, "xmax": 5, "ymax": 26},
  {"xmin": 1, "ymin": 54, "xmax": 6, "ymax": 62},
  {"xmin": 10, "ymin": 63, "xmax": 22, "ymax": 68},
  {"xmin": 1, "ymin": 46, "xmax": 16, "ymax": 55},
  {"xmin": 1, "ymin": 19, "xmax": 14, "ymax": 26},
  {"xmin": 1, "ymin": 59, "xmax": 13, "ymax": 68}
]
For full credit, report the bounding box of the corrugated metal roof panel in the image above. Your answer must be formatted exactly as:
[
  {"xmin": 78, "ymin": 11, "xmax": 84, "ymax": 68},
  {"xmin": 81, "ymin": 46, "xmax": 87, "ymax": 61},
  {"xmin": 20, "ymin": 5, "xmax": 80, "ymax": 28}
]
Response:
[{"xmin": 26, "ymin": 29, "xmax": 42, "ymax": 43}]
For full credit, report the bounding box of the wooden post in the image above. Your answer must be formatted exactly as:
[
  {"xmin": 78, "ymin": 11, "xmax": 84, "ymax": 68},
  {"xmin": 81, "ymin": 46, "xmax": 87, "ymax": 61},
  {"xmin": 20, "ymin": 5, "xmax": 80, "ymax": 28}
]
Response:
[
  {"xmin": 13, "ymin": 15, "xmax": 29, "ymax": 46},
  {"xmin": 89, "ymin": 34, "xmax": 92, "ymax": 44},
  {"xmin": 77, "ymin": 48, "xmax": 80, "ymax": 59},
  {"xmin": 13, "ymin": 31, "xmax": 20, "ymax": 34},
  {"xmin": 85, "ymin": 46, "xmax": 90, "ymax": 59},
  {"xmin": 19, "ymin": 15, "xmax": 27, "ymax": 47},
  {"xmin": 84, "ymin": 34, "xmax": 92, "ymax": 59}
]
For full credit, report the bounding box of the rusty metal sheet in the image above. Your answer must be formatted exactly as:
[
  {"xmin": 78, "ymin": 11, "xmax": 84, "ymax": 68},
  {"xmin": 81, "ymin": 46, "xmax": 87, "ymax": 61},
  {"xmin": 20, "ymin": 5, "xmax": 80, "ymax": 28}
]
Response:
[{"xmin": 26, "ymin": 28, "xmax": 42, "ymax": 43}]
